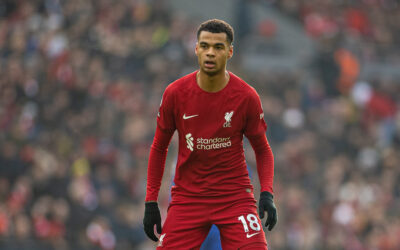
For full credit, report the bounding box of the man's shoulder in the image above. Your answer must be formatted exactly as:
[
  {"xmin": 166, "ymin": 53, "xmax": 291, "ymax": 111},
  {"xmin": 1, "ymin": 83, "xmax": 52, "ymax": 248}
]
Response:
[
  {"xmin": 165, "ymin": 71, "xmax": 196, "ymax": 93},
  {"xmin": 229, "ymin": 72, "xmax": 259, "ymax": 96}
]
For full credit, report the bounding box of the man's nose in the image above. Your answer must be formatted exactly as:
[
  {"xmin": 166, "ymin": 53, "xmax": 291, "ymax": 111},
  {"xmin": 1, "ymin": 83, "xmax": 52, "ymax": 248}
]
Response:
[{"xmin": 206, "ymin": 47, "xmax": 215, "ymax": 57}]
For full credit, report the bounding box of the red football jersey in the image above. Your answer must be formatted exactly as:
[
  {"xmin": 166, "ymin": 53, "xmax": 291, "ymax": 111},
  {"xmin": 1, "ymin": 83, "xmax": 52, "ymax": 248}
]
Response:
[{"xmin": 146, "ymin": 71, "xmax": 273, "ymax": 203}]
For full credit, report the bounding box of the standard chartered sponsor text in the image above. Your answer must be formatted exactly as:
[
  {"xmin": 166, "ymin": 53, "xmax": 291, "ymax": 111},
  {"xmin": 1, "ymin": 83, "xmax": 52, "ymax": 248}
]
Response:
[{"xmin": 196, "ymin": 137, "xmax": 231, "ymax": 150}]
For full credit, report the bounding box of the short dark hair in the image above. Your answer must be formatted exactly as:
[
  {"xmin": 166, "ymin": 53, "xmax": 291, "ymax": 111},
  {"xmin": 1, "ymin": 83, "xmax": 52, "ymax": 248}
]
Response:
[{"xmin": 197, "ymin": 19, "xmax": 234, "ymax": 45}]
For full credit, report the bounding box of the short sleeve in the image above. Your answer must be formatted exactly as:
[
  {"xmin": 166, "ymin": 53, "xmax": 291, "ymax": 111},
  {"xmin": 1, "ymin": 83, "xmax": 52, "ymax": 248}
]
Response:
[
  {"xmin": 244, "ymin": 89, "xmax": 267, "ymax": 138},
  {"xmin": 157, "ymin": 86, "xmax": 176, "ymax": 133}
]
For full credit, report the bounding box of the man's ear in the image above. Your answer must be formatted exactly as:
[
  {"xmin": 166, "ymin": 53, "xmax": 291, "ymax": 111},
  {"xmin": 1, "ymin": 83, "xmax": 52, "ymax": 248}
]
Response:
[
  {"xmin": 195, "ymin": 43, "xmax": 198, "ymax": 56},
  {"xmin": 228, "ymin": 45, "xmax": 233, "ymax": 59}
]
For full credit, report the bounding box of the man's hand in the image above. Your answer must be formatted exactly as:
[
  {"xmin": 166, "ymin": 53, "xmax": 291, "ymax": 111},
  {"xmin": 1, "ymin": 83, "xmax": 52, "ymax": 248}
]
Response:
[
  {"xmin": 143, "ymin": 202, "xmax": 162, "ymax": 241},
  {"xmin": 258, "ymin": 191, "xmax": 277, "ymax": 231}
]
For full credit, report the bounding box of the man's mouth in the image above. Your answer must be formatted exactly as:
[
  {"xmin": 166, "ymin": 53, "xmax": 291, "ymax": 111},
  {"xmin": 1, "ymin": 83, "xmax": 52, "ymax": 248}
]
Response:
[{"xmin": 204, "ymin": 61, "xmax": 216, "ymax": 68}]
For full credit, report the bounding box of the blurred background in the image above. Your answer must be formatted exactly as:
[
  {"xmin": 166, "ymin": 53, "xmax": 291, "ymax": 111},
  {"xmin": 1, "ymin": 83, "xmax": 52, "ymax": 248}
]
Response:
[{"xmin": 0, "ymin": 0, "xmax": 399, "ymax": 249}]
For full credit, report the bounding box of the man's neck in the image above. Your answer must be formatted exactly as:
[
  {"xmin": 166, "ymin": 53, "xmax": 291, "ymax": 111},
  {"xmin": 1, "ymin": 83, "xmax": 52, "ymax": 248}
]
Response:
[{"xmin": 197, "ymin": 70, "xmax": 230, "ymax": 93}]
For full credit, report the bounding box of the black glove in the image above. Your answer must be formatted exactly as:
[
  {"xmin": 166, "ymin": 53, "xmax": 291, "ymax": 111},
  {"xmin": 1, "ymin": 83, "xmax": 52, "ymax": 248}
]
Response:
[
  {"xmin": 143, "ymin": 202, "xmax": 162, "ymax": 241},
  {"xmin": 258, "ymin": 191, "xmax": 277, "ymax": 231}
]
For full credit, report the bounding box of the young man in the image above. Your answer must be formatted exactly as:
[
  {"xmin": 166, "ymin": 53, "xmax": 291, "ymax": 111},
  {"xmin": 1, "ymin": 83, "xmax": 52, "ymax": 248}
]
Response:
[{"xmin": 143, "ymin": 19, "xmax": 277, "ymax": 249}]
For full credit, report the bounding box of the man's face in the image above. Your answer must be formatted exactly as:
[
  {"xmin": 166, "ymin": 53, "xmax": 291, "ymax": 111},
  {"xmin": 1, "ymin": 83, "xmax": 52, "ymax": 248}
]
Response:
[{"xmin": 195, "ymin": 31, "xmax": 233, "ymax": 76}]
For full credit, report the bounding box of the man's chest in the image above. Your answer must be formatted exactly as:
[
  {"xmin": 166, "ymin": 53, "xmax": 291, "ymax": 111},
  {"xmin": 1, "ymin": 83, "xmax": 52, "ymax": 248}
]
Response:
[{"xmin": 174, "ymin": 93, "xmax": 247, "ymax": 137}]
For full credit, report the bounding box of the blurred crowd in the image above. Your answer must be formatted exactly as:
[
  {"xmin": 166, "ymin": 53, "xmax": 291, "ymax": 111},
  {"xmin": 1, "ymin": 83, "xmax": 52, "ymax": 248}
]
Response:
[
  {"xmin": 0, "ymin": 0, "xmax": 399, "ymax": 249},
  {"xmin": 265, "ymin": 1, "xmax": 400, "ymax": 249},
  {"xmin": 276, "ymin": 0, "xmax": 400, "ymax": 64}
]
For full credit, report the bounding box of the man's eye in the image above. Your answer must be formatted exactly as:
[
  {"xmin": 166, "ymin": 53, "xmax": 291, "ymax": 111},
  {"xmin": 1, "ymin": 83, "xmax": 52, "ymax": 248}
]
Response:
[{"xmin": 200, "ymin": 44, "xmax": 208, "ymax": 48}]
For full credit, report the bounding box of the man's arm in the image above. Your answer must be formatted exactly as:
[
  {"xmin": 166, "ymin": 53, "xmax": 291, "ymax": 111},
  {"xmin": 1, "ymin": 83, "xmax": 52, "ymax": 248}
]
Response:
[
  {"xmin": 143, "ymin": 126, "xmax": 174, "ymax": 241},
  {"xmin": 247, "ymin": 134, "xmax": 274, "ymax": 194},
  {"xmin": 145, "ymin": 126, "xmax": 174, "ymax": 202},
  {"xmin": 247, "ymin": 134, "xmax": 277, "ymax": 231}
]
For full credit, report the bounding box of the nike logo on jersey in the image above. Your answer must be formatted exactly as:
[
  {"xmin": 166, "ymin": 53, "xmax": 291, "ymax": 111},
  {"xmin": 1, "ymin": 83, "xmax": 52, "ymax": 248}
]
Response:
[
  {"xmin": 246, "ymin": 232, "xmax": 260, "ymax": 238},
  {"xmin": 183, "ymin": 114, "xmax": 199, "ymax": 120},
  {"xmin": 158, "ymin": 233, "xmax": 166, "ymax": 247}
]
